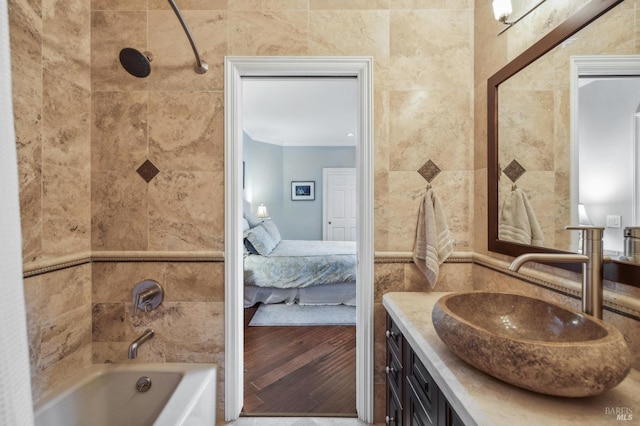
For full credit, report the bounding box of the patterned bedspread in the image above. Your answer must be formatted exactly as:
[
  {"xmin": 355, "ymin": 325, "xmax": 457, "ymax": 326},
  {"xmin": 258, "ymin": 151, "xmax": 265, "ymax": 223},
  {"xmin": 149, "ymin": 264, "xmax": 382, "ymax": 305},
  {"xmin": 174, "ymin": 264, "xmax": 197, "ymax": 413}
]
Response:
[{"xmin": 244, "ymin": 240, "xmax": 357, "ymax": 289}]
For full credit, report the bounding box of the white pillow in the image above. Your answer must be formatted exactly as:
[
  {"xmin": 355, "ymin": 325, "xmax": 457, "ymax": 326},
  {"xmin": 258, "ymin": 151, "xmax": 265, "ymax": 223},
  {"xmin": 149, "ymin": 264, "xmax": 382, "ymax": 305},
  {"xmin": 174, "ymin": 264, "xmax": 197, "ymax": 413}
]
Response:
[
  {"xmin": 261, "ymin": 220, "xmax": 281, "ymax": 245},
  {"xmin": 244, "ymin": 212, "xmax": 262, "ymax": 228},
  {"xmin": 244, "ymin": 224, "xmax": 277, "ymax": 256}
]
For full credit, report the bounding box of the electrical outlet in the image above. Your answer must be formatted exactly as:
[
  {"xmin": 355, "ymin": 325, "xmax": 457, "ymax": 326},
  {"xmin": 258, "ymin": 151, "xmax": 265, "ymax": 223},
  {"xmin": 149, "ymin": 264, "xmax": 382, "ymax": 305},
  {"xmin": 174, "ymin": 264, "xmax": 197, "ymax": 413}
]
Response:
[{"xmin": 606, "ymin": 215, "xmax": 621, "ymax": 228}]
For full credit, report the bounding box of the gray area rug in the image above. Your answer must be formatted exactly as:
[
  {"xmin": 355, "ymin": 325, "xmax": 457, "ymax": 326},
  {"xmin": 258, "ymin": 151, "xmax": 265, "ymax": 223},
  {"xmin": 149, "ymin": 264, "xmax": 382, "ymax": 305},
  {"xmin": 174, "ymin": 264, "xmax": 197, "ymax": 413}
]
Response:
[{"xmin": 249, "ymin": 303, "xmax": 356, "ymax": 326}]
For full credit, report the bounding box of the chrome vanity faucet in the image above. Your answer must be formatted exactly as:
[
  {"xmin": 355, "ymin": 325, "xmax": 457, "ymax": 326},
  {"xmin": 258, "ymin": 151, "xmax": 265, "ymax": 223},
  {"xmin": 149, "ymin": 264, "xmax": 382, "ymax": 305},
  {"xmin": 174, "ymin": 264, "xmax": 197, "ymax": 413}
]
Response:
[
  {"xmin": 508, "ymin": 226, "xmax": 605, "ymax": 319},
  {"xmin": 128, "ymin": 329, "xmax": 155, "ymax": 359}
]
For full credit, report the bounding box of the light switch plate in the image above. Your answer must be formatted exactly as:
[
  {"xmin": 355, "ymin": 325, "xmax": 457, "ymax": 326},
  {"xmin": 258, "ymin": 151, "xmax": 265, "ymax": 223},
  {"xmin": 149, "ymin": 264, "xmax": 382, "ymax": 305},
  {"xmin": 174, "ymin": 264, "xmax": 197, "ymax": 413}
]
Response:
[{"xmin": 606, "ymin": 215, "xmax": 621, "ymax": 228}]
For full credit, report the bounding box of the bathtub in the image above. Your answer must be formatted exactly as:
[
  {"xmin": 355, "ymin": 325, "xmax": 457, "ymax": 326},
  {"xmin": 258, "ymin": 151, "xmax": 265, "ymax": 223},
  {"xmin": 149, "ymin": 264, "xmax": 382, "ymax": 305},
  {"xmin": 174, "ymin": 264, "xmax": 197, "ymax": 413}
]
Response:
[{"xmin": 34, "ymin": 363, "xmax": 217, "ymax": 426}]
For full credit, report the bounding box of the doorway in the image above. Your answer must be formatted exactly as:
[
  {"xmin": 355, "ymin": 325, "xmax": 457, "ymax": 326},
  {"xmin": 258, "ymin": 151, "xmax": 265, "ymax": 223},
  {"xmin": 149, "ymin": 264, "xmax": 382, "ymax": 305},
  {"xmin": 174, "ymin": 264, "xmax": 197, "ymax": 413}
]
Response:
[{"xmin": 224, "ymin": 57, "xmax": 374, "ymax": 423}]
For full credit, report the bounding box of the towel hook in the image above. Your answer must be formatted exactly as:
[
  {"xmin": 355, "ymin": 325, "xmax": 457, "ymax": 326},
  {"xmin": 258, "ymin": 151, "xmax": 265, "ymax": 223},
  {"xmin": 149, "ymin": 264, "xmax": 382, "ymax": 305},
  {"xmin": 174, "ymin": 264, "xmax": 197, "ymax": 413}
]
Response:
[
  {"xmin": 502, "ymin": 159, "xmax": 526, "ymax": 188},
  {"xmin": 418, "ymin": 159, "xmax": 441, "ymax": 190}
]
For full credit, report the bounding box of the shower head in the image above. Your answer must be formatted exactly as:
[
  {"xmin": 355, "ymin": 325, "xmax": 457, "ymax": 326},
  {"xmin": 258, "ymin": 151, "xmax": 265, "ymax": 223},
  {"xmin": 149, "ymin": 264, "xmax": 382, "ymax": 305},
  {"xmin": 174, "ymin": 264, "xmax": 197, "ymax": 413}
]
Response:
[{"xmin": 119, "ymin": 48, "xmax": 153, "ymax": 78}]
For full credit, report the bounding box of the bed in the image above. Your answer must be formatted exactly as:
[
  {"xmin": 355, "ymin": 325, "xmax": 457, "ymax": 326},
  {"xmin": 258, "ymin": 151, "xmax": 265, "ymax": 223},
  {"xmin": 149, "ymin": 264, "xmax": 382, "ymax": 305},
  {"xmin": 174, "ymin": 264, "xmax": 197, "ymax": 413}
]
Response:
[{"xmin": 243, "ymin": 216, "xmax": 357, "ymax": 308}]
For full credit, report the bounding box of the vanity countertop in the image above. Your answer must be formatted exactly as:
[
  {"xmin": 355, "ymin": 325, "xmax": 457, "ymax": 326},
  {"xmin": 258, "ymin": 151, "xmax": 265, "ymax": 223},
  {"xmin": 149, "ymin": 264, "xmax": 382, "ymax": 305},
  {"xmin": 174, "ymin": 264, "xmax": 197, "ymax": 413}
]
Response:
[{"xmin": 383, "ymin": 292, "xmax": 640, "ymax": 426}]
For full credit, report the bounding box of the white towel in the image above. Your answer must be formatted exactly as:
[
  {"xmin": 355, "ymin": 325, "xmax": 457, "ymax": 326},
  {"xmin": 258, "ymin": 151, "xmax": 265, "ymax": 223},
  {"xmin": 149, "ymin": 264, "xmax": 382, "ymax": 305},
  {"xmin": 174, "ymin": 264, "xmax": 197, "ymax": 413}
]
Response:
[
  {"xmin": 412, "ymin": 188, "xmax": 455, "ymax": 287},
  {"xmin": 498, "ymin": 188, "xmax": 544, "ymax": 246}
]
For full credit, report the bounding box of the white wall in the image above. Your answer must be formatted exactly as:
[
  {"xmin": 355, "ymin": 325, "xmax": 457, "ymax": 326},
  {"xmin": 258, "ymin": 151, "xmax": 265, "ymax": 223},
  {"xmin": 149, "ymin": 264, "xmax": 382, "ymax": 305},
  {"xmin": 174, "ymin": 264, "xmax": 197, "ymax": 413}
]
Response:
[
  {"xmin": 243, "ymin": 135, "xmax": 356, "ymax": 240},
  {"xmin": 579, "ymin": 77, "xmax": 640, "ymax": 253}
]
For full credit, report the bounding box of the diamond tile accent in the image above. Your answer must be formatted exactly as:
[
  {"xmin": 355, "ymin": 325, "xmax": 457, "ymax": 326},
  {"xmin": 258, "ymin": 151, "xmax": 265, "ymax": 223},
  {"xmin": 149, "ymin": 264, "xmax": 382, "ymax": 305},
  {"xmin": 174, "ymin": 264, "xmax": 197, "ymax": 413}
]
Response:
[
  {"xmin": 136, "ymin": 159, "xmax": 160, "ymax": 183},
  {"xmin": 503, "ymin": 159, "xmax": 526, "ymax": 183},
  {"xmin": 418, "ymin": 160, "xmax": 441, "ymax": 183}
]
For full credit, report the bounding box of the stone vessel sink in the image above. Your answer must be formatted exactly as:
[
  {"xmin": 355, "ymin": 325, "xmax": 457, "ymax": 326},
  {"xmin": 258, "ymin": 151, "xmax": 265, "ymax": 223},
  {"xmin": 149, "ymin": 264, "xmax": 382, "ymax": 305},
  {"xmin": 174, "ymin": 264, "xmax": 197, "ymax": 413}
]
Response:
[{"xmin": 432, "ymin": 291, "xmax": 631, "ymax": 397}]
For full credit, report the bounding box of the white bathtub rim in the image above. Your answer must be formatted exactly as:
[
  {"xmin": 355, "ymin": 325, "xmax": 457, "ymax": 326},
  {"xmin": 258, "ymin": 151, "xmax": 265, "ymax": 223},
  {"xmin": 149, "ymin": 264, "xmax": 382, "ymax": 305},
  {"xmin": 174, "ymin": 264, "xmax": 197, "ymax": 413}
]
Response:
[{"xmin": 34, "ymin": 362, "xmax": 218, "ymax": 425}]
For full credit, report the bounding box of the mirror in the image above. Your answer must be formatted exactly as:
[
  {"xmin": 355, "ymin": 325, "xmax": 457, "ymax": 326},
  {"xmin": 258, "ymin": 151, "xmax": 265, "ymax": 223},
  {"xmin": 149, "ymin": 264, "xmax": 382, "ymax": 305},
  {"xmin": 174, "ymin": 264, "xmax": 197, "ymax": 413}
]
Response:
[{"xmin": 488, "ymin": 0, "xmax": 640, "ymax": 287}]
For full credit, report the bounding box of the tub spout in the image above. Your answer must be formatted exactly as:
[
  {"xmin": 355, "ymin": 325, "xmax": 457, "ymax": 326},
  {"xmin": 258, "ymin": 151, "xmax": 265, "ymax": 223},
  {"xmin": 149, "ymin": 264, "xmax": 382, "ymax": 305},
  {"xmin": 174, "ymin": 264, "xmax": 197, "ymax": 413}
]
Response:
[{"xmin": 128, "ymin": 329, "xmax": 154, "ymax": 359}]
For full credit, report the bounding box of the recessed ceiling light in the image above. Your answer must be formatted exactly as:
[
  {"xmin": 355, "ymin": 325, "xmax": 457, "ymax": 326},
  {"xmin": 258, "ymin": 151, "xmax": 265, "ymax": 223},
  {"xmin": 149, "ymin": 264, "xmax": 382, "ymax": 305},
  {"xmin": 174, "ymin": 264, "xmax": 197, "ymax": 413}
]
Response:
[{"xmin": 346, "ymin": 132, "xmax": 355, "ymax": 137}]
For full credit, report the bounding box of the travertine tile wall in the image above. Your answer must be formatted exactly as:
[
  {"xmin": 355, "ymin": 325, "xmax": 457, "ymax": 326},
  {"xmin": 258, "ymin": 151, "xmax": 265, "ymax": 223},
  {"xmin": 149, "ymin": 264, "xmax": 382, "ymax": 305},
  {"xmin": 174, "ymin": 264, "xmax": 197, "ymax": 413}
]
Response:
[
  {"xmin": 88, "ymin": 2, "xmax": 474, "ymax": 423},
  {"xmin": 11, "ymin": 0, "xmax": 638, "ymax": 421},
  {"xmin": 9, "ymin": 0, "xmax": 93, "ymax": 404},
  {"xmin": 10, "ymin": 0, "xmax": 92, "ymax": 263}
]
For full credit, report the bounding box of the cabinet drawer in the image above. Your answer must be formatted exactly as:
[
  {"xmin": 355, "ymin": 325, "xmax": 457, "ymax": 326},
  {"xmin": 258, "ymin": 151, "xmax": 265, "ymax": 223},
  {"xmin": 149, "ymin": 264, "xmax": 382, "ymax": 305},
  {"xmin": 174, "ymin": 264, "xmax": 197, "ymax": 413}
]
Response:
[
  {"xmin": 386, "ymin": 379, "xmax": 403, "ymax": 426},
  {"xmin": 407, "ymin": 377, "xmax": 434, "ymax": 426},
  {"xmin": 386, "ymin": 344, "xmax": 403, "ymax": 398},
  {"xmin": 386, "ymin": 315, "xmax": 403, "ymax": 358},
  {"xmin": 407, "ymin": 349, "xmax": 437, "ymax": 417}
]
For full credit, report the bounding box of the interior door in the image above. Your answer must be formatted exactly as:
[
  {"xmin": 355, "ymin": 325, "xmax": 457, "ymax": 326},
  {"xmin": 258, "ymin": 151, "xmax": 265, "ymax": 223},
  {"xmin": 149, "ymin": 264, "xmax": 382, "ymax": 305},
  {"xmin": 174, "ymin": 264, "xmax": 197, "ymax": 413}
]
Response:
[{"xmin": 323, "ymin": 168, "xmax": 357, "ymax": 241}]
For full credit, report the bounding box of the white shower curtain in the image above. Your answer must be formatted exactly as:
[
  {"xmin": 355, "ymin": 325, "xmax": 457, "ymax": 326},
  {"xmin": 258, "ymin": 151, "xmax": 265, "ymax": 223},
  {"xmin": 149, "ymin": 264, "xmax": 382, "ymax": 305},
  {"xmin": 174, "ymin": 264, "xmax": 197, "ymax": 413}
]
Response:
[{"xmin": 0, "ymin": 0, "xmax": 35, "ymax": 424}]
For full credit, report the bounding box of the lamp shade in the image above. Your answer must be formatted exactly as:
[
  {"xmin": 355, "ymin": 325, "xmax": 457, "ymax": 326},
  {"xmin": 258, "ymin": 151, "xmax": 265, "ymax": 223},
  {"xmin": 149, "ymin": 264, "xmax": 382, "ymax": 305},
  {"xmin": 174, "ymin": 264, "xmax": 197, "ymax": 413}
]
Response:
[
  {"xmin": 492, "ymin": 0, "xmax": 512, "ymax": 21},
  {"xmin": 578, "ymin": 204, "xmax": 593, "ymax": 226},
  {"xmin": 256, "ymin": 203, "xmax": 269, "ymax": 219}
]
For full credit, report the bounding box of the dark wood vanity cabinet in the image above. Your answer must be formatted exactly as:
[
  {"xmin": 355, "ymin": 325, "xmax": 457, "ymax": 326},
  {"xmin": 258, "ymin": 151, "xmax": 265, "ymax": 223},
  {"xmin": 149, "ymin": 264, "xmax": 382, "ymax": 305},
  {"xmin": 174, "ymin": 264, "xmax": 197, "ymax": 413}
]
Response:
[{"xmin": 386, "ymin": 314, "xmax": 464, "ymax": 426}]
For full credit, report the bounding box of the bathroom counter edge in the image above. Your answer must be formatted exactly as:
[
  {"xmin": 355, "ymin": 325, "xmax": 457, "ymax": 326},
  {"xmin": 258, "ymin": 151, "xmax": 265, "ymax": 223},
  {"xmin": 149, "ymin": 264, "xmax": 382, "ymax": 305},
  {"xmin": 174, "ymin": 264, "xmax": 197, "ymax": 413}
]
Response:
[{"xmin": 382, "ymin": 292, "xmax": 640, "ymax": 426}]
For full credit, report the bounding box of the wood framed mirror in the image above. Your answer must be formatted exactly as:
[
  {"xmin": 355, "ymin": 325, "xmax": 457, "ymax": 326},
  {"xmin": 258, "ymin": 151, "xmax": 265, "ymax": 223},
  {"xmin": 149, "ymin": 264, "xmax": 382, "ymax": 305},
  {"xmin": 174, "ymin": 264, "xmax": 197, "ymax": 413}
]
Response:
[{"xmin": 487, "ymin": 0, "xmax": 640, "ymax": 287}]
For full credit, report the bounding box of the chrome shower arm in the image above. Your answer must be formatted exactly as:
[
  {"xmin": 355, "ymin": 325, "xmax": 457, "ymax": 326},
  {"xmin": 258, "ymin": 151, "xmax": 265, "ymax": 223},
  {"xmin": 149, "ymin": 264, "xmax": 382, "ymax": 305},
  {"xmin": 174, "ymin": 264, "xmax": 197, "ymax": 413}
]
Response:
[{"xmin": 167, "ymin": 0, "xmax": 208, "ymax": 74}]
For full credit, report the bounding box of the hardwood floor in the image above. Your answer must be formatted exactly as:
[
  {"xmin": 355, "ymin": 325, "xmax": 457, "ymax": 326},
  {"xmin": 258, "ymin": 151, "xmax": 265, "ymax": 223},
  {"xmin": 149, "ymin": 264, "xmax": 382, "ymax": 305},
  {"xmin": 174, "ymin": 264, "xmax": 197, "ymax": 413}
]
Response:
[{"xmin": 243, "ymin": 305, "xmax": 357, "ymax": 416}]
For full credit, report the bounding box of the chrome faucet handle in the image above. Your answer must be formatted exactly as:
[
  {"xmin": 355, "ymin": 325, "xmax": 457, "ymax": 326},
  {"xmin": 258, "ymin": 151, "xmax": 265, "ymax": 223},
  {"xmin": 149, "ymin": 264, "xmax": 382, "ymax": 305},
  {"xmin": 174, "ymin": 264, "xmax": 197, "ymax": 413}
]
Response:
[{"xmin": 132, "ymin": 280, "xmax": 164, "ymax": 317}]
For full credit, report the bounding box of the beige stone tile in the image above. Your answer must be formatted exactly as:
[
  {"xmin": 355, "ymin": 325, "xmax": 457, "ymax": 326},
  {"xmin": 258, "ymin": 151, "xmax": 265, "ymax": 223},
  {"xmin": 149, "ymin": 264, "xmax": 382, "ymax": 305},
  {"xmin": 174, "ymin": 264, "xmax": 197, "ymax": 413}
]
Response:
[
  {"xmin": 42, "ymin": 71, "xmax": 91, "ymax": 170},
  {"xmin": 204, "ymin": 301, "xmax": 225, "ymax": 342},
  {"xmin": 38, "ymin": 306, "xmax": 92, "ymax": 371},
  {"xmin": 386, "ymin": 171, "xmax": 424, "ymax": 251},
  {"xmin": 228, "ymin": 0, "xmax": 306, "ymax": 10},
  {"xmin": 11, "ymin": 52, "xmax": 43, "ymax": 262},
  {"xmin": 91, "ymin": 170, "xmax": 149, "ymax": 251},
  {"xmin": 92, "ymin": 91, "xmax": 148, "ymax": 172},
  {"xmin": 149, "ymin": 0, "xmax": 228, "ymax": 9},
  {"xmin": 229, "ymin": 11, "xmax": 308, "ymax": 55},
  {"xmin": 92, "ymin": 0, "xmax": 148, "ymax": 10},
  {"xmin": 92, "ymin": 303, "xmax": 126, "ymax": 341},
  {"xmin": 373, "ymin": 171, "xmax": 390, "ymax": 252},
  {"xmin": 373, "ymin": 263, "xmax": 404, "ymax": 301},
  {"xmin": 92, "ymin": 262, "xmax": 167, "ymax": 303},
  {"xmin": 147, "ymin": 10, "xmax": 226, "ymax": 91},
  {"xmin": 390, "ymin": 0, "xmax": 472, "ymax": 8},
  {"xmin": 148, "ymin": 91, "xmax": 224, "ymax": 172},
  {"xmin": 497, "ymin": 88, "xmax": 554, "ymax": 172},
  {"xmin": 309, "ymin": 10, "xmax": 389, "ymax": 58},
  {"xmin": 24, "ymin": 265, "xmax": 91, "ymax": 325},
  {"xmin": 32, "ymin": 344, "xmax": 92, "ymax": 404},
  {"xmin": 125, "ymin": 301, "xmax": 212, "ymax": 342},
  {"xmin": 311, "ymin": 0, "xmax": 387, "ymax": 9},
  {"xmin": 42, "ymin": 0, "xmax": 91, "ymax": 90},
  {"xmin": 473, "ymin": 168, "xmax": 488, "ymax": 253},
  {"xmin": 93, "ymin": 341, "xmax": 165, "ymax": 363},
  {"xmin": 8, "ymin": 0, "xmax": 43, "ymax": 65},
  {"xmin": 372, "ymin": 302, "xmax": 386, "ymax": 385},
  {"xmin": 389, "ymin": 89, "xmax": 472, "ymax": 172},
  {"xmin": 42, "ymin": 165, "xmax": 91, "ymax": 256},
  {"xmin": 473, "ymin": 84, "xmax": 487, "ymax": 170},
  {"xmin": 93, "ymin": 341, "xmax": 129, "ymax": 363},
  {"xmin": 91, "ymin": 11, "xmax": 147, "ymax": 91},
  {"xmin": 388, "ymin": 10, "xmax": 472, "ymax": 91},
  {"xmin": 162, "ymin": 341, "xmax": 225, "ymax": 363},
  {"xmin": 148, "ymin": 171, "xmax": 223, "ymax": 251},
  {"xmin": 165, "ymin": 262, "xmax": 224, "ymax": 302}
]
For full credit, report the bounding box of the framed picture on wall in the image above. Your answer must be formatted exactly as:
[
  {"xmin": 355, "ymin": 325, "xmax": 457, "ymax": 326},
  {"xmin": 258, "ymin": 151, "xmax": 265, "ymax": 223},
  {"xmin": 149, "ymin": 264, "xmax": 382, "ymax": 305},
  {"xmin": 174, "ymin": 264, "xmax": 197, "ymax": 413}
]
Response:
[{"xmin": 291, "ymin": 181, "xmax": 315, "ymax": 201}]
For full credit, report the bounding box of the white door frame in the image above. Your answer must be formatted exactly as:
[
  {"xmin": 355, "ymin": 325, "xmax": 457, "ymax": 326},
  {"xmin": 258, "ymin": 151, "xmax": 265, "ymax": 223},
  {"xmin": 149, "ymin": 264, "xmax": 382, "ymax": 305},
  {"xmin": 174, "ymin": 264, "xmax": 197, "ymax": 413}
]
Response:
[
  {"xmin": 323, "ymin": 167, "xmax": 357, "ymax": 241},
  {"xmin": 570, "ymin": 55, "xmax": 640, "ymax": 232},
  {"xmin": 224, "ymin": 56, "xmax": 374, "ymax": 422}
]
